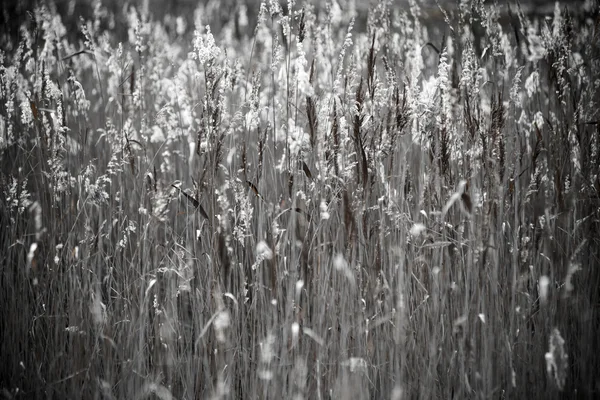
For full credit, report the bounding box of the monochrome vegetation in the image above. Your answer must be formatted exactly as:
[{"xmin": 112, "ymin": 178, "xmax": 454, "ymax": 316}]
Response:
[{"xmin": 1, "ymin": 0, "xmax": 599, "ymax": 398}]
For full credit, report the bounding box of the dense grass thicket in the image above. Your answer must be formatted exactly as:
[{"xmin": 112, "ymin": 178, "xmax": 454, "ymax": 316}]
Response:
[{"xmin": 1, "ymin": 0, "xmax": 599, "ymax": 398}]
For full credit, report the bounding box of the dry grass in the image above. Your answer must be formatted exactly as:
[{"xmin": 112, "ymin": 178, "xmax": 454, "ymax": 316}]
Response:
[{"xmin": 1, "ymin": 0, "xmax": 599, "ymax": 398}]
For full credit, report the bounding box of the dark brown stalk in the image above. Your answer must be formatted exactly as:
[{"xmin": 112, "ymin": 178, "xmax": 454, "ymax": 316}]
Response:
[{"xmin": 306, "ymin": 96, "xmax": 317, "ymax": 149}]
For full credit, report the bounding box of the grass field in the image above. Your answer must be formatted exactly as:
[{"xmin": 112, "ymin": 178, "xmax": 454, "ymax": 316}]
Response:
[{"xmin": 1, "ymin": 0, "xmax": 599, "ymax": 398}]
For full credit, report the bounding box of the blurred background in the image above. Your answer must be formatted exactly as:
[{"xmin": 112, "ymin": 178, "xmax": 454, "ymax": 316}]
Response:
[{"xmin": 2, "ymin": 0, "xmax": 592, "ymax": 49}]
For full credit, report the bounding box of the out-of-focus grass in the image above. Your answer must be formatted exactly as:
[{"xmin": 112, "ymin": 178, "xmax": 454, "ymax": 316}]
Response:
[{"xmin": 1, "ymin": 1, "xmax": 599, "ymax": 399}]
